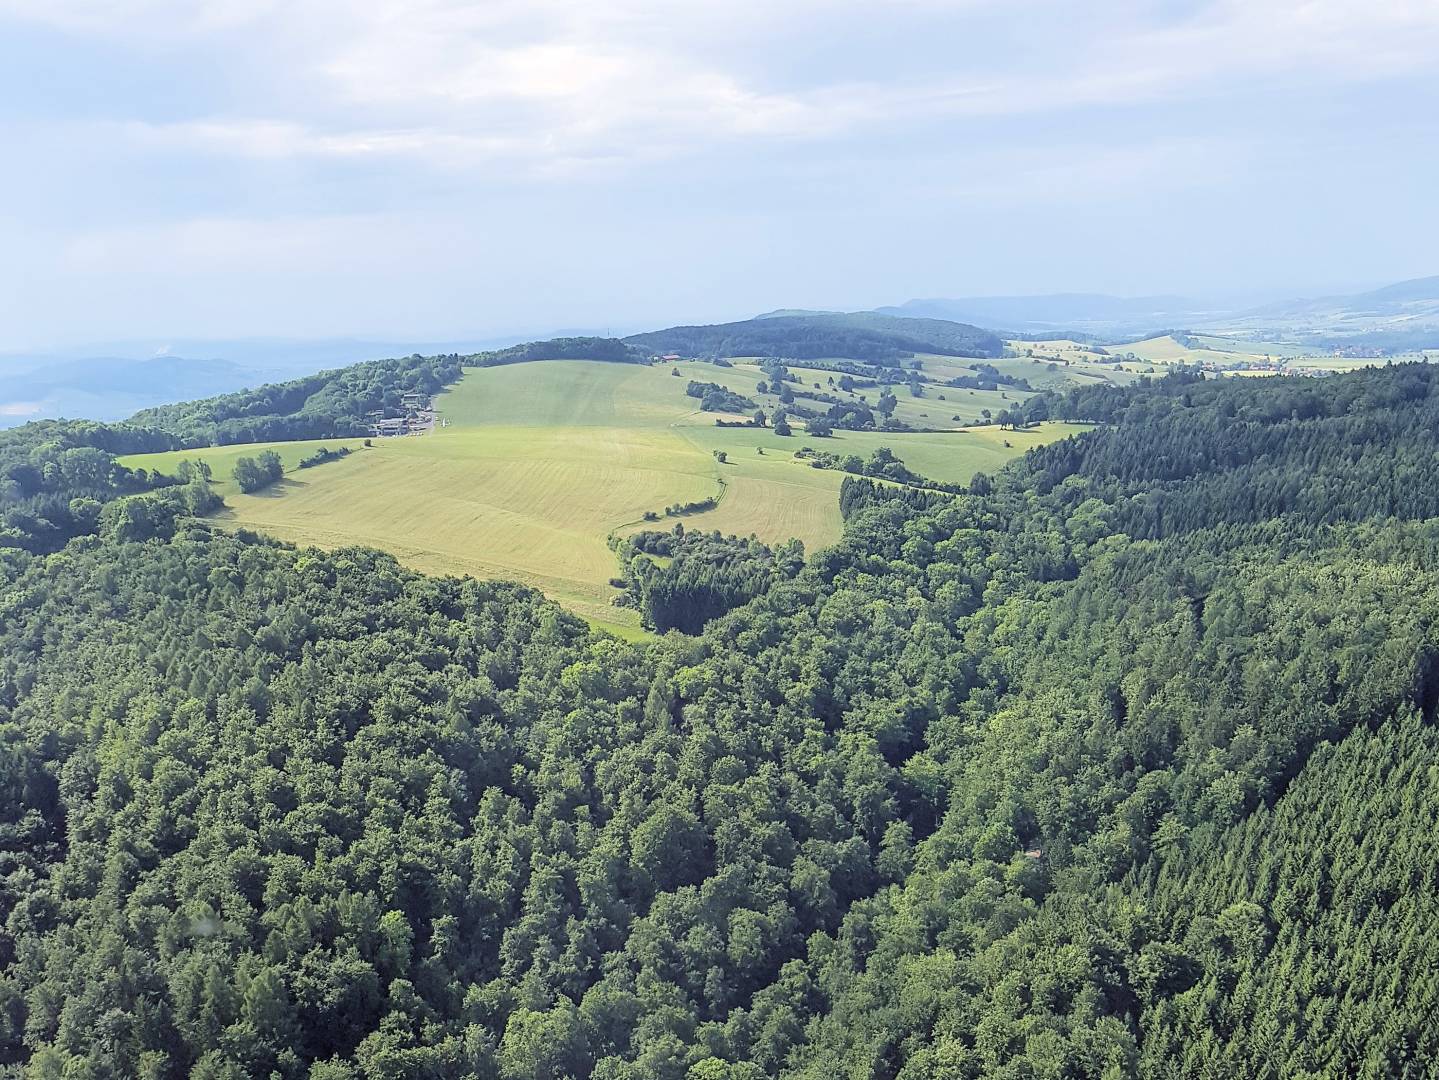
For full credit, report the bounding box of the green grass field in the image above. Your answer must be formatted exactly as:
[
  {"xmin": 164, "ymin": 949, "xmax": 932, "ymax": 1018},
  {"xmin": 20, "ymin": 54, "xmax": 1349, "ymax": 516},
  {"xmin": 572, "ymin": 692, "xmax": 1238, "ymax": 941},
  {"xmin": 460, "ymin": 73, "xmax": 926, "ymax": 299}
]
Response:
[
  {"xmin": 1106, "ymin": 334, "xmax": 1292, "ymax": 369},
  {"xmin": 119, "ymin": 361, "xmax": 1086, "ymax": 631},
  {"xmin": 119, "ymin": 438, "xmax": 370, "ymax": 496}
]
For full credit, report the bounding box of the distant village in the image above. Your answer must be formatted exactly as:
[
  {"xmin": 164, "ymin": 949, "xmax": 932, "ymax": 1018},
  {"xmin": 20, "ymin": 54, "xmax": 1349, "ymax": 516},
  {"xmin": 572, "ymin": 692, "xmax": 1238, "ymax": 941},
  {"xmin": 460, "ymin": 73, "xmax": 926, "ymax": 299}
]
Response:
[{"xmin": 367, "ymin": 390, "xmax": 437, "ymax": 437}]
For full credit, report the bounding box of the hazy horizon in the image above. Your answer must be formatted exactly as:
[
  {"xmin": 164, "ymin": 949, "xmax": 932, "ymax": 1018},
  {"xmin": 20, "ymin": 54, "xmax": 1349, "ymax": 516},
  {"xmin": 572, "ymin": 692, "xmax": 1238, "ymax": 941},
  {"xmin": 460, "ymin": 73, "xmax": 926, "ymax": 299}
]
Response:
[{"xmin": 3, "ymin": 0, "xmax": 1437, "ymax": 349}]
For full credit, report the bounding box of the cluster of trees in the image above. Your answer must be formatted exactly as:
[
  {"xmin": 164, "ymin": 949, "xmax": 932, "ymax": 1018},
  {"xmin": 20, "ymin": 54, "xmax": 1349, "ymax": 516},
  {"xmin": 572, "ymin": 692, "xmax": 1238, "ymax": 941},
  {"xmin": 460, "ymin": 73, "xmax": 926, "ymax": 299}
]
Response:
[
  {"xmin": 796, "ymin": 445, "xmax": 928, "ymax": 488},
  {"xmin": 812, "ymin": 399, "xmax": 913, "ymax": 433},
  {"xmin": 821, "ymin": 401, "xmax": 875, "ymax": 431},
  {"xmin": 686, "ymin": 382, "xmax": 757, "ymax": 414},
  {"xmin": 613, "ymin": 526, "xmax": 805, "ymax": 632},
  {"xmin": 475, "ymin": 337, "xmax": 645, "ymax": 368},
  {"xmin": 646, "ymin": 495, "xmax": 720, "ymax": 520},
  {"xmin": 837, "ymin": 475, "xmax": 956, "ymax": 518},
  {"xmin": 298, "ymin": 446, "xmax": 351, "ymax": 469},
  {"xmin": 626, "ymin": 312, "xmax": 1003, "ymax": 363},
  {"xmin": 94, "ymin": 476, "xmax": 223, "ymax": 541},
  {"xmin": 232, "ymin": 451, "xmax": 285, "ymax": 493},
  {"xmin": 0, "ymin": 420, "xmax": 178, "ymax": 552},
  {"xmin": 2, "ymin": 363, "xmax": 1439, "ymax": 1074},
  {"xmin": 945, "ymin": 367, "xmax": 1033, "ymax": 392}
]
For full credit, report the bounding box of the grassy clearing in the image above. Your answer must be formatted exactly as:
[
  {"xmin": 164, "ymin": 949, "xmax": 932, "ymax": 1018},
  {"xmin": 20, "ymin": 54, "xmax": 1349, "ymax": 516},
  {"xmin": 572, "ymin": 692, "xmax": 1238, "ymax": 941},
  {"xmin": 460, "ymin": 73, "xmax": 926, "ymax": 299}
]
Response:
[
  {"xmin": 120, "ymin": 361, "xmax": 1085, "ymax": 631},
  {"xmin": 1187, "ymin": 335, "xmax": 1318, "ymax": 359},
  {"xmin": 687, "ymin": 357, "xmax": 1036, "ymax": 429},
  {"xmin": 986, "ymin": 349, "xmax": 1143, "ymax": 390},
  {"xmin": 117, "ymin": 438, "xmax": 370, "ymax": 496},
  {"xmin": 117, "ymin": 437, "xmax": 371, "ymax": 497},
  {"xmin": 1107, "ymin": 335, "xmax": 1283, "ymax": 368}
]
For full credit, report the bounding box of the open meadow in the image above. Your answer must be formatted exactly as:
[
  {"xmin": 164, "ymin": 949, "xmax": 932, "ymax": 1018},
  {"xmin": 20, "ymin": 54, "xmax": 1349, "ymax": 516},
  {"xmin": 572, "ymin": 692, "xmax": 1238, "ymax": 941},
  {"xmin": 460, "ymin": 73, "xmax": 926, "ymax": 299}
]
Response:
[
  {"xmin": 119, "ymin": 360, "xmax": 1086, "ymax": 632},
  {"xmin": 119, "ymin": 438, "xmax": 370, "ymax": 495}
]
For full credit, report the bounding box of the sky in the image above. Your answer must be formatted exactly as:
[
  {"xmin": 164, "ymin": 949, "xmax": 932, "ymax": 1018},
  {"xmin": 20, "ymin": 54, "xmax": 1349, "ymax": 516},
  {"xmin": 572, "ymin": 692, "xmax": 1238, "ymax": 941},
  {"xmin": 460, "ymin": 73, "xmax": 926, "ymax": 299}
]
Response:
[{"xmin": 2, "ymin": 0, "xmax": 1437, "ymax": 348}]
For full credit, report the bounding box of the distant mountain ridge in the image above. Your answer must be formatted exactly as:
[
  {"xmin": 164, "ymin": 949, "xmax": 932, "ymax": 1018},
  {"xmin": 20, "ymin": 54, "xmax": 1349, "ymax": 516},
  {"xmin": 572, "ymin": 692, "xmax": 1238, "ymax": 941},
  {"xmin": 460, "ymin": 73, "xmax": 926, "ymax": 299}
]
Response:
[
  {"xmin": 874, "ymin": 274, "xmax": 1439, "ymax": 341},
  {"xmin": 1235, "ymin": 275, "xmax": 1439, "ymax": 319},
  {"xmin": 875, "ymin": 293, "xmax": 1213, "ymax": 335},
  {"xmin": 6, "ymin": 274, "xmax": 1436, "ymax": 429}
]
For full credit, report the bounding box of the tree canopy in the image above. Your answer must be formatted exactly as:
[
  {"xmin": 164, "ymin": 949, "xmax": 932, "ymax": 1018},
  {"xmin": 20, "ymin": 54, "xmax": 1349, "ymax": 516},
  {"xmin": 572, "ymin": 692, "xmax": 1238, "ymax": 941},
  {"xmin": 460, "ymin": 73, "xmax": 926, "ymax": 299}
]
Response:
[
  {"xmin": 625, "ymin": 313, "xmax": 1003, "ymax": 363},
  {"xmin": 1, "ymin": 363, "xmax": 1438, "ymax": 1076}
]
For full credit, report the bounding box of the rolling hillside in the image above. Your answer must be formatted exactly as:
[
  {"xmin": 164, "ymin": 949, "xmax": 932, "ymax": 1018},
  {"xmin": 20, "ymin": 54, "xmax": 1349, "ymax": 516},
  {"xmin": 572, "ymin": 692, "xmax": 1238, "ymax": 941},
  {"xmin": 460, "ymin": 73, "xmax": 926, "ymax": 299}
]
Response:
[{"xmin": 117, "ymin": 359, "xmax": 1082, "ymax": 632}]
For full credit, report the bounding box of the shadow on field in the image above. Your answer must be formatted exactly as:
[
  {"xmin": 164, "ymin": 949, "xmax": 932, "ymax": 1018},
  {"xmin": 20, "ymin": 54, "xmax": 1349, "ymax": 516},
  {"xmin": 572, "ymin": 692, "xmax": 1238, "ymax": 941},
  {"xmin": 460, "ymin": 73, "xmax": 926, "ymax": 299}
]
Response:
[{"xmin": 247, "ymin": 478, "xmax": 306, "ymax": 498}]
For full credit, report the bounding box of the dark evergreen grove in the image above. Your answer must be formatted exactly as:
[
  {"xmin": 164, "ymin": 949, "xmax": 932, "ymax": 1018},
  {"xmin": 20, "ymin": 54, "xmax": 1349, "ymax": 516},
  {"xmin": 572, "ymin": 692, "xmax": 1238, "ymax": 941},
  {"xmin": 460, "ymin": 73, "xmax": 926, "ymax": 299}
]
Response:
[{"xmin": 2, "ymin": 363, "xmax": 1439, "ymax": 1076}]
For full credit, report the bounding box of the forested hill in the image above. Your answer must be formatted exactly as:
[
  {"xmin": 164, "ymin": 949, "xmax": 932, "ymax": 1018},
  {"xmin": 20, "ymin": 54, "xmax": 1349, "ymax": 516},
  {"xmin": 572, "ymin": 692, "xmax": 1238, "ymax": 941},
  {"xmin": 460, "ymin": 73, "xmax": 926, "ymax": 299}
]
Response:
[
  {"xmin": 126, "ymin": 337, "xmax": 638, "ymax": 447},
  {"xmin": 127, "ymin": 352, "xmax": 464, "ymax": 446},
  {"xmin": 625, "ymin": 311, "xmax": 1004, "ymax": 362},
  {"xmin": 2, "ymin": 364, "xmax": 1439, "ymax": 1075}
]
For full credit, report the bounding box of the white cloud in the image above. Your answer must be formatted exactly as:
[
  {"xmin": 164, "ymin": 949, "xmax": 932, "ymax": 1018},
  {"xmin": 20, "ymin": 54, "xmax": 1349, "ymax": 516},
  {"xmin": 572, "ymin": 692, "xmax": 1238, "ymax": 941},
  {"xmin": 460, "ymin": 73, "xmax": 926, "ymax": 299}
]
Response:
[
  {"xmin": 14, "ymin": 0, "xmax": 1438, "ymax": 176},
  {"xmin": 4, "ymin": 0, "xmax": 1438, "ymax": 346}
]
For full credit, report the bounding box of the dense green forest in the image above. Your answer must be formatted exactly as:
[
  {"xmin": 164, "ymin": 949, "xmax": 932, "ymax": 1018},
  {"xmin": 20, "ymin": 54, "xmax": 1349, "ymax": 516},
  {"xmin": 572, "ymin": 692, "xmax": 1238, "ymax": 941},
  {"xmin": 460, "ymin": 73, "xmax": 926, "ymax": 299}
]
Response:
[
  {"xmin": 0, "ymin": 420, "xmax": 182, "ymax": 552},
  {"xmin": 129, "ymin": 353, "xmax": 464, "ymax": 446},
  {"xmin": 625, "ymin": 313, "xmax": 1004, "ymax": 363},
  {"xmin": 473, "ymin": 339, "xmax": 645, "ymax": 369},
  {"xmin": 2, "ymin": 363, "xmax": 1439, "ymax": 1076}
]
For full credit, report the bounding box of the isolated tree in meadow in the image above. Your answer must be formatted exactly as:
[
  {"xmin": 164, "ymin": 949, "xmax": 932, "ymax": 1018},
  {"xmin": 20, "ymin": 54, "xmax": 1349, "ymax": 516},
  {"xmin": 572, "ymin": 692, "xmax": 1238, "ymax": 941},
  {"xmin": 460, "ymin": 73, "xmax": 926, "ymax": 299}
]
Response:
[
  {"xmin": 753, "ymin": 410, "xmax": 767, "ymax": 427},
  {"xmin": 714, "ymin": 450, "xmax": 727, "ymax": 463},
  {"xmin": 232, "ymin": 456, "xmax": 264, "ymax": 492},
  {"xmin": 756, "ymin": 381, "xmax": 768, "ymax": 395},
  {"xmin": 774, "ymin": 415, "xmax": 793, "ymax": 436}
]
